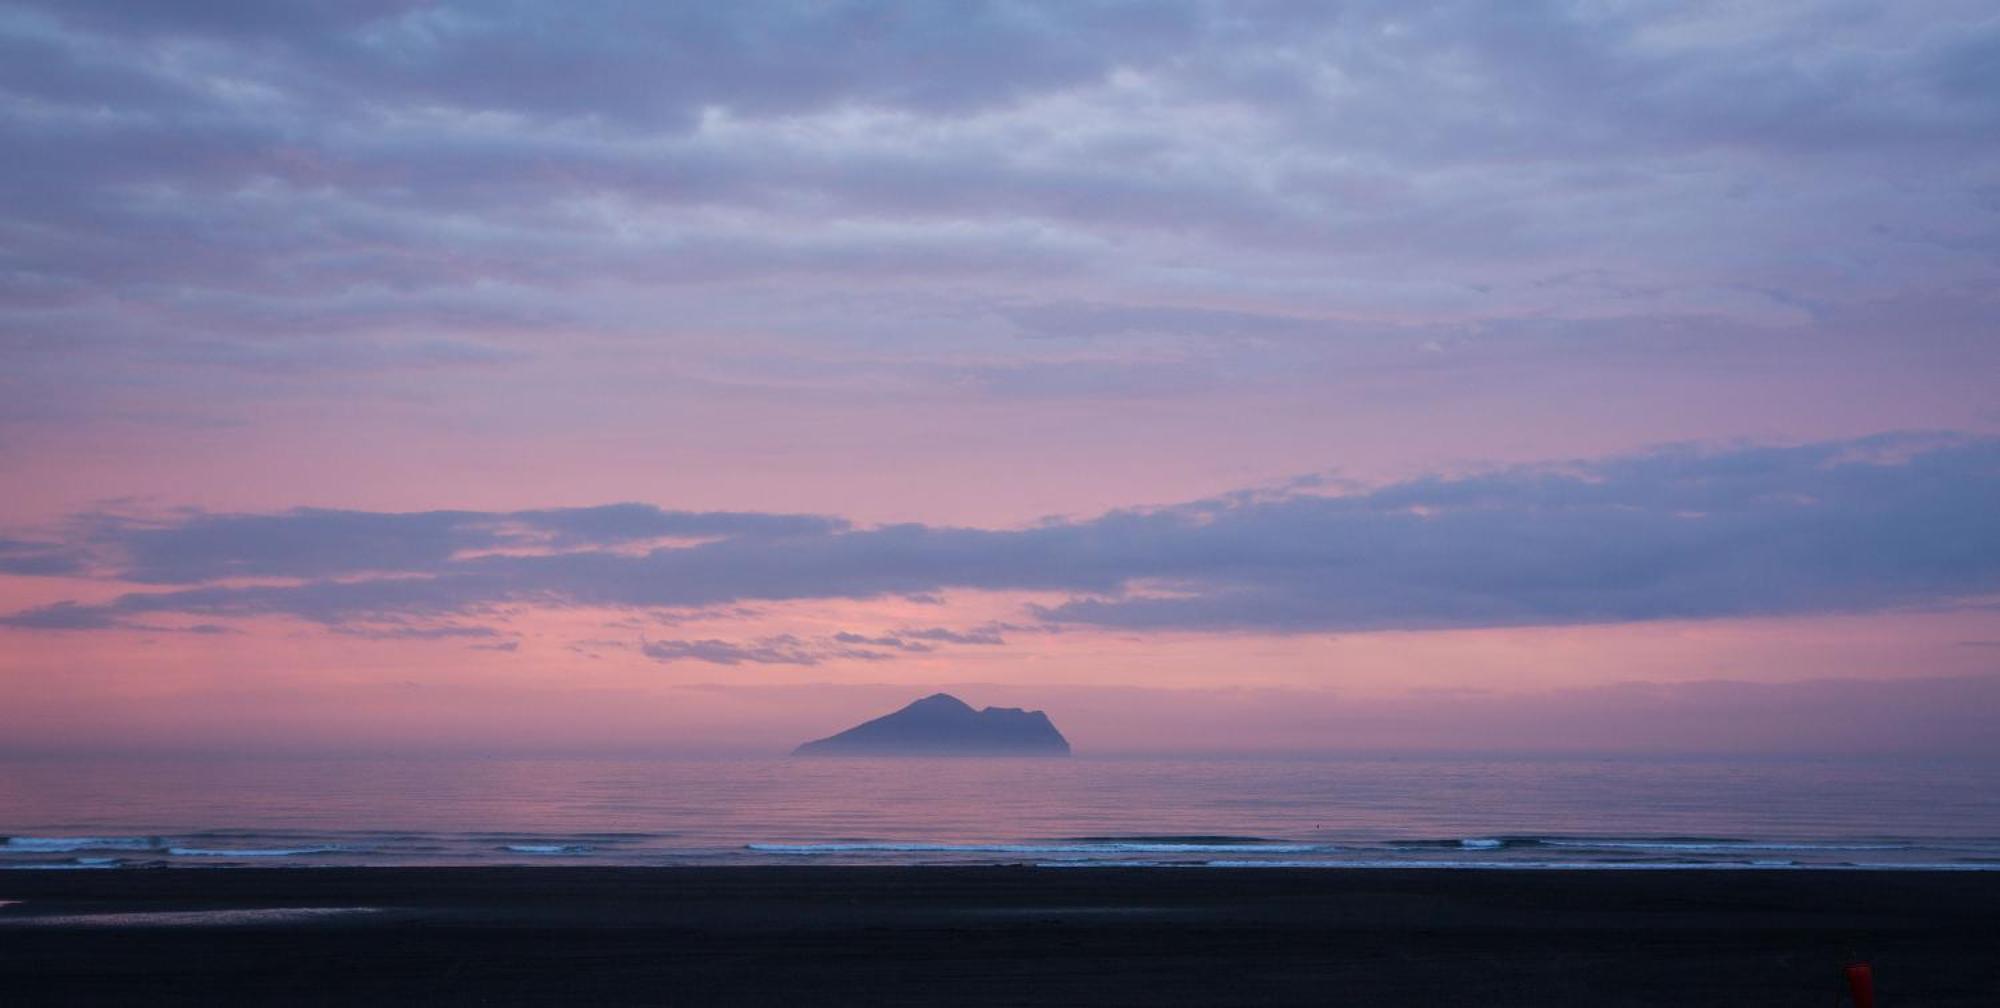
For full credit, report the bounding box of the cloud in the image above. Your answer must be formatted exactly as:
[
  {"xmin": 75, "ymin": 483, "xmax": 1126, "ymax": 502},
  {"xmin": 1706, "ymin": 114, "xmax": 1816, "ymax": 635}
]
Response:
[
  {"xmin": 831, "ymin": 631, "xmax": 933, "ymax": 653},
  {"xmin": 895, "ymin": 625, "xmax": 1012, "ymax": 645},
  {"xmin": 0, "ymin": 600, "xmax": 122, "ymax": 629},
  {"xmin": 82, "ymin": 503, "xmax": 844, "ymax": 584},
  {"xmin": 1033, "ymin": 433, "xmax": 2000, "ymax": 631},
  {"xmin": 0, "ymin": 537, "xmax": 86, "ymax": 576},
  {"xmin": 328, "ymin": 623, "xmax": 506, "ymax": 641},
  {"xmin": 2, "ymin": 0, "xmax": 1996, "ymax": 434},
  {"xmin": 645, "ymin": 625, "xmax": 1023, "ymax": 664},
  {"xmin": 950, "ymin": 357, "xmax": 1221, "ymax": 400},
  {"xmin": 10, "ymin": 1, "xmax": 1190, "ymax": 126},
  {"xmin": 641, "ymin": 634, "xmax": 895, "ymax": 667},
  {"xmin": 4, "ymin": 433, "xmax": 1995, "ymax": 637},
  {"xmin": 508, "ymin": 503, "xmax": 844, "ymax": 546}
]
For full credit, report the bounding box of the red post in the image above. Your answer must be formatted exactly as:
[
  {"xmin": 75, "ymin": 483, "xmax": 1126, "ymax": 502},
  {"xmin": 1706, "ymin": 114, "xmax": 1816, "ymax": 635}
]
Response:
[{"xmin": 1843, "ymin": 962, "xmax": 1876, "ymax": 1008}]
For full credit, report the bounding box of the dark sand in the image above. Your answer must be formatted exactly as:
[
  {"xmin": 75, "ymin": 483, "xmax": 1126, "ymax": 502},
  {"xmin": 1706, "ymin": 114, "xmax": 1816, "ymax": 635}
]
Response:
[{"xmin": 1, "ymin": 867, "xmax": 1995, "ymax": 1005}]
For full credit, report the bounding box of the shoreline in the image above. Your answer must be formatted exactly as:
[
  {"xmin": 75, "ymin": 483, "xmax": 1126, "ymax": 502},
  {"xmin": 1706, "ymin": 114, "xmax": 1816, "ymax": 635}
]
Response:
[
  {"xmin": 7, "ymin": 858, "xmax": 2000, "ymax": 871},
  {"xmin": 3, "ymin": 866, "xmax": 1997, "ymax": 1004}
]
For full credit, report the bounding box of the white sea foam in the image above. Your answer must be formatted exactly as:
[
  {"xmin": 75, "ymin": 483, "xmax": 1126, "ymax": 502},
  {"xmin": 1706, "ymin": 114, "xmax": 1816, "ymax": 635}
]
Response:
[
  {"xmin": 1459, "ymin": 838, "xmax": 1505, "ymax": 849},
  {"xmin": 748, "ymin": 841, "xmax": 1323, "ymax": 855},
  {"xmin": 1035, "ymin": 861, "xmax": 1172, "ymax": 869},
  {"xmin": 167, "ymin": 847, "xmax": 344, "ymax": 857},
  {"xmin": 4, "ymin": 836, "xmax": 156, "ymax": 853},
  {"xmin": 1538, "ymin": 839, "xmax": 1912, "ymax": 852},
  {"xmin": 503, "ymin": 844, "xmax": 590, "ymax": 854}
]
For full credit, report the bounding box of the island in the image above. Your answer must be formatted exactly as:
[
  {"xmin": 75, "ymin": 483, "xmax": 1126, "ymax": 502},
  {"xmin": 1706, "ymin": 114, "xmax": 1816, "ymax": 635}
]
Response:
[{"xmin": 791, "ymin": 693, "xmax": 1071, "ymax": 756}]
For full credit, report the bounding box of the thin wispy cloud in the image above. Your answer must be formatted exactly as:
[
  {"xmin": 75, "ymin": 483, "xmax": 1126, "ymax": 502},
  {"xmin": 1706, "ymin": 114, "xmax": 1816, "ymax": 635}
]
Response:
[{"xmin": 640, "ymin": 634, "xmax": 900, "ymax": 667}]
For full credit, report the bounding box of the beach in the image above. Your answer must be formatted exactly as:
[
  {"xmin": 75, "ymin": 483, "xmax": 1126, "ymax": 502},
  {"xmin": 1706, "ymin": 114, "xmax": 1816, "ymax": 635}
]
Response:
[{"xmin": 2, "ymin": 867, "xmax": 1995, "ymax": 1005}]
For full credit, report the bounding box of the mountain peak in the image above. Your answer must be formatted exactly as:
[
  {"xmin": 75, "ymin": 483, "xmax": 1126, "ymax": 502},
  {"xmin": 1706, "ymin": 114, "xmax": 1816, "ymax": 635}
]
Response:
[
  {"xmin": 907, "ymin": 692, "xmax": 974, "ymax": 712},
  {"xmin": 793, "ymin": 694, "xmax": 1070, "ymax": 757}
]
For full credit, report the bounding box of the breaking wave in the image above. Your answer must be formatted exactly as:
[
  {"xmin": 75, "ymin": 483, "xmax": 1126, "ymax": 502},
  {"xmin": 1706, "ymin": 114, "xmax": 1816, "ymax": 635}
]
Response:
[
  {"xmin": 4, "ymin": 836, "xmax": 159, "ymax": 853},
  {"xmin": 748, "ymin": 840, "xmax": 1325, "ymax": 855}
]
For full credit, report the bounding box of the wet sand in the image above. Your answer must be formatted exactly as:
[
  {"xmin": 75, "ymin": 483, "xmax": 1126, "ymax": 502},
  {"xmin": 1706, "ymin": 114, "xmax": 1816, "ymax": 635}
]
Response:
[{"xmin": 1, "ymin": 867, "xmax": 1995, "ymax": 1005}]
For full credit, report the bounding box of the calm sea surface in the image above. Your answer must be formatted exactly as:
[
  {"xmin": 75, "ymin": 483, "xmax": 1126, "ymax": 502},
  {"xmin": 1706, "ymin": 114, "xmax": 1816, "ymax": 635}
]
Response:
[{"xmin": 4, "ymin": 755, "xmax": 1998, "ymax": 870}]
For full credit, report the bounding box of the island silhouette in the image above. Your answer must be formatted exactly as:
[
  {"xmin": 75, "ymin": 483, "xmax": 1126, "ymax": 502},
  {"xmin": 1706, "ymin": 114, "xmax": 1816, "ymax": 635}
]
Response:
[{"xmin": 792, "ymin": 693, "xmax": 1071, "ymax": 757}]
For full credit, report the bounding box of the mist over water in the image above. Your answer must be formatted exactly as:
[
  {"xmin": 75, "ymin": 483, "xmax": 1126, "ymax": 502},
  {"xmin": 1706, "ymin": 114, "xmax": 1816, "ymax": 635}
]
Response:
[{"xmin": 4, "ymin": 755, "xmax": 1997, "ymax": 870}]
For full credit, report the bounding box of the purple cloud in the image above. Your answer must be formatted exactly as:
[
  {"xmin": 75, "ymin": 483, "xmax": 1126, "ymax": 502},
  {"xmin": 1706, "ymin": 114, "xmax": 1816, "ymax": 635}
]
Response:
[
  {"xmin": 71, "ymin": 504, "xmax": 845, "ymax": 584},
  {"xmin": 640, "ymin": 634, "xmax": 895, "ymax": 667},
  {"xmin": 0, "ymin": 537, "xmax": 86, "ymax": 576},
  {"xmin": 2, "ymin": 0, "xmax": 1995, "ymax": 445},
  {"xmin": 5, "ymin": 434, "xmax": 1995, "ymax": 636}
]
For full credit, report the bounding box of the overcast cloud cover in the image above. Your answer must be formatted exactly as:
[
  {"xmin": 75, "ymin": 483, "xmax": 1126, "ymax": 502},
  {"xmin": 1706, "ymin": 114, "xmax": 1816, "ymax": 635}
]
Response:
[
  {"xmin": 0, "ymin": 3, "xmax": 1995, "ymax": 740},
  {"xmin": 4, "ymin": 0, "xmax": 1997, "ymax": 433}
]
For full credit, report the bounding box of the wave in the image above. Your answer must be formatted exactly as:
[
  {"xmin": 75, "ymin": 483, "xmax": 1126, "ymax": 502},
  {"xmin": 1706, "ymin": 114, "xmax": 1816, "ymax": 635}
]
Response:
[
  {"xmin": 1035, "ymin": 861, "xmax": 1173, "ymax": 869},
  {"xmin": 1058, "ymin": 835, "xmax": 1282, "ymax": 845},
  {"xmin": 4, "ymin": 828, "xmax": 1988, "ymax": 869},
  {"xmin": 166, "ymin": 846, "xmax": 347, "ymax": 857},
  {"xmin": 4, "ymin": 836, "xmax": 159, "ymax": 853},
  {"xmin": 749, "ymin": 841, "xmax": 1325, "ymax": 855},
  {"xmin": 1389, "ymin": 836, "xmax": 1921, "ymax": 853},
  {"xmin": 1537, "ymin": 838, "xmax": 1914, "ymax": 852}
]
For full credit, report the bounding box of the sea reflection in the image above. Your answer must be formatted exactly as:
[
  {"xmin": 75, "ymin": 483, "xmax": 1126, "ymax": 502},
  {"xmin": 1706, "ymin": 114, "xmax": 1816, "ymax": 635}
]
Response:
[{"xmin": 3, "ymin": 754, "xmax": 1997, "ymax": 869}]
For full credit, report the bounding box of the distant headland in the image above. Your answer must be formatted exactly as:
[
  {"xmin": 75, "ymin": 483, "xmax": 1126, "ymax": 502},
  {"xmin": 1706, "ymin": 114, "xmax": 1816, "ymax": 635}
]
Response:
[{"xmin": 792, "ymin": 693, "xmax": 1071, "ymax": 757}]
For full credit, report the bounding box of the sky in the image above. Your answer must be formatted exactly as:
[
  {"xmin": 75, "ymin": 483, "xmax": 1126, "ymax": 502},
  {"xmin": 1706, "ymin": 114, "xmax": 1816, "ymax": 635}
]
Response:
[{"xmin": 1, "ymin": 0, "xmax": 1996, "ymax": 756}]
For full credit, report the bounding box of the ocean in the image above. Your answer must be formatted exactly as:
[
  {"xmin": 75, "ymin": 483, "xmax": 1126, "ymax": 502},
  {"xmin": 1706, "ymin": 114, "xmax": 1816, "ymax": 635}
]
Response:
[{"xmin": 4, "ymin": 754, "xmax": 1997, "ymax": 871}]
